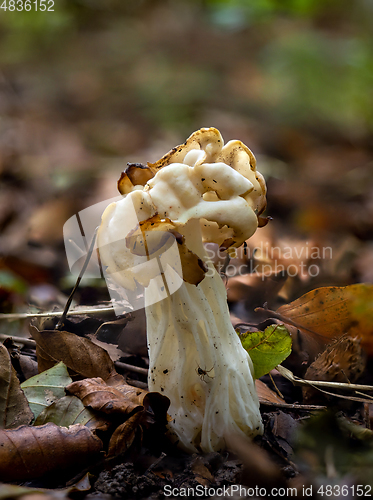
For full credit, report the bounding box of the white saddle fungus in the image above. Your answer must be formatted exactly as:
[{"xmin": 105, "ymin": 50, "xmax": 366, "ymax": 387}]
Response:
[{"xmin": 98, "ymin": 127, "xmax": 267, "ymax": 453}]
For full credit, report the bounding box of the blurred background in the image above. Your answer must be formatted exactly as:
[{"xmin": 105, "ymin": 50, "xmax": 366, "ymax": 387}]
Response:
[{"xmin": 1, "ymin": 0, "xmax": 373, "ymax": 320}]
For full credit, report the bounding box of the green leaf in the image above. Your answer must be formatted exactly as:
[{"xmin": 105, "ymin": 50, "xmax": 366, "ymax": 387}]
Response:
[
  {"xmin": 21, "ymin": 362, "xmax": 72, "ymax": 419},
  {"xmin": 240, "ymin": 324, "xmax": 292, "ymax": 379},
  {"xmin": 34, "ymin": 395, "xmax": 98, "ymax": 428}
]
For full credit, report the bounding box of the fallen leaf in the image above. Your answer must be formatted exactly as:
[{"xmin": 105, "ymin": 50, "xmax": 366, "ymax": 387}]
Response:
[
  {"xmin": 107, "ymin": 411, "xmax": 143, "ymax": 456},
  {"xmin": 240, "ymin": 325, "xmax": 292, "ymax": 379},
  {"xmin": 115, "ymin": 382, "xmax": 149, "ymax": 406},
  {"xmin": 255, "ymin": 379, "xmax": 286, "ymax": 405},
  {"xmin": 137, "ymin": 391, "xmax": 170, "ymax": 427},
  {"xmin": 66, "ymin": 377, "xmax": 143, "ymax": 417},
  {"xmin": 191, "ymin": 457, "xmax": 214, "ymax": 486},
  {"xmin": 271, "ymin": 411, "xmax": 298, "ymax": 456},
  {"xmin": 272, "ymin": 411, "xmax": 298, "ymax": 444},
  {"xmin": 255, "ymin": 380, "xmax": 325, "ymax": 409},
  {"xmin": 0, "ymin": 472, "xmax": 92, "ymax": 498},
  {"xmin": 30, "ymin": 323, "xmax": 118, "ymax": 380},
  {"xmin": 86, "ymin": 334, "xmax": 123, "ymax": 362},
  {"xmin": 34, "ymin": 395, "xmax": 110, "ymax": 432},
  {"xmin": 303, "ymin": 335, "xmax": 366, "ymax": 402},
  {"xmin": 18, "ymin": 354, "xmax": 39, "ymax": 380},
  {"xmin": 0, "ymin": 484, "xmax": 46, "ymax": 499},
  {"xmin": 276, "ymin": 284, "xmax": 373, "ymax": 354},
  {"xmin": 0, "ymin": 344, "xmax": 33, "ymax": 429},
  {"xmin": 21, "ymin": 362, "xmax": 72, "ymax": 419},
  {"xmin": 0, "ymin": 422, "xmax": 102, "ymax": 481}
]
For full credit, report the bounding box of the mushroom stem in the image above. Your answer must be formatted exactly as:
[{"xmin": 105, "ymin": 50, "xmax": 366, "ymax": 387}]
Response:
[
  {"xmin": 146, "ymin": 219, "xmax": 262, "ymax": 453},
  {"xmin": 97, "ymin": 128, "xmax": 267, "ymax": 453}
]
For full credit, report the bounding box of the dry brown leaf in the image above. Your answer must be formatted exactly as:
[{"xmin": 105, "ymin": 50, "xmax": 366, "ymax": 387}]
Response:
[
  {"xmin": 141, "ymin": 392, "xmax": 170, "ymax": 426},
  {"xmin": 107, "ymin": 411, "xmax": 143, "ymax": 456},
  {"xmin": 115, "ymin": 382, "xmax": 149, "ymax": 405},
  {"xmin": 303, "ymin": 335, "xmax": 366, "ymax": 402},
  {"xmin": 0, "ymin": 422, "xmax": 102, "ymax": 481},
  {"xmin": 276, "ymin": 284, "xmax": 373, "ymax": 354},
  {"xmin": 191, "ymin": 457, "xmax": 214, "ymax": 486},
  {"xmin": 0, "ymin": 344, "xmax": 33, "ymax": 429},
  {"xmin": 86, "ymin": 334, "xmax": 123, "ymax": 362},
  {"xmin": 66, "ymin": 377, "xmax": 143, "ymax": 417},
  {"xmin": 18, "ymin": 353, "xmax": 39, "ymax": 380},
  {"xmin": 115, "ymin": 382, "xmax": 170, "ymax": 413},
  {"xmin": 30, "ymin": 324, "xmax": 118, "ymax": 380},
  {"xmin": 255, "ymin": 379, "xmax": 286, "ymax": 405}
]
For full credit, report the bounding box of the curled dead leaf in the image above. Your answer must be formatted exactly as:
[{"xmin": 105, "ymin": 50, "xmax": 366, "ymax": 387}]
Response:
[
  {"xmin": 115, "ymin": 384, "xmax": 170, "ymax": 427},
  {"xmin": 30, "ymin": 323, "xmax": 118, "ymax": 380},
  {"xmin": 0, "ymin": 422, "xmax": 102, "ymax": 481},
  {"xmin": 107, "ymin": 411, "xmax": 143, "ymax": 456},
  {"xmin": 66, "ymin": 377, "xmax": 143, "ymax": 417},
  {"xmin": 0, "ymin": 344, "xmax": 33, "ymax": 429},
  {"xmin": 303, "ymin": 335, "xmax": 366, "ymax": 402},
  {"xmin": 255, "ymin": 379, "xmax": 286, "ymax": 406},
  {"xmin": 276, "ymin": 284, "xmax": 373, "ymax": 355}
]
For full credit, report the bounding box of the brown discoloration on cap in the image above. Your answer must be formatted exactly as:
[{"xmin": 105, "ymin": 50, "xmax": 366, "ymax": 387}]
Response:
[
  {"xmin": 126, "ymin": 214, "xmax": 207, "ymax": 286},
  {"xmin": 118, "ymin": 163, "xmax": 155, "ymax": 195}
]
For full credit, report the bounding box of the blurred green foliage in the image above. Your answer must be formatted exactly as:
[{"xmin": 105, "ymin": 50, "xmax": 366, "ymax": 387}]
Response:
[
  {"xmin": 261, "ymin": 32, "xmax": 373, "ymax": 133},
  {"xmin": 0, "ymin": 1, "xmax": 73, "ymax": 63},
  {"xmin": 0, "ymin": 0, "xmax": 372, "ymax": 136}
]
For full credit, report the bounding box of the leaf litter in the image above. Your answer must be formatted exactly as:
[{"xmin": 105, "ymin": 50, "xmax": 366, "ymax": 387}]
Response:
[
  {"xmin": 21, "ymin": 362, "xmax": 72, "ymax": 419},
  {"xmin": 0, "ymin": 46, "xmax": 372, "ymax": 497},
  {"xmin": 1, "ymin": 281, "xmax": 373, "ymax": 496}
]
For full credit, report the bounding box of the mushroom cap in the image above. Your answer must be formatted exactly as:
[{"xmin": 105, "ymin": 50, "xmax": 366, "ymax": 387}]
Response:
[
  {"xmin": 145, "ymin": 127, "xmax": 267, "ymax": 249},
  {"xmin": 98, "ymin": 127, "xmax": 267, "ymax": 293}
]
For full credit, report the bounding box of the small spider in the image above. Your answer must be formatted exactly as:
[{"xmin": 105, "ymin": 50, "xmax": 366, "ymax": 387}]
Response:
[
  {"xmin": 243, "ymin": 241, "xmax": 248, "ymax": 257},
  {"xmin": 196, "ymin": 364, "xmax": 214, "ymax": 382}
]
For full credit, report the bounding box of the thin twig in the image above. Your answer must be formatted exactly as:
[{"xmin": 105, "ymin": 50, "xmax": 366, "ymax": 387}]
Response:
[
  {"xmin": 355, "ymin": 391, "xmax": 373, "ymax": 401},
  {"xmin": 269, "ymin": 371, "xmax": 284, "ymax": 399},
  {"xmin": 276, "ymin": 364, "xmax": 373, "ymax": 403},
  {"xmin": 56, "ymin": 228, "xmax": 98, "ymax": 330},
  {"xmin": 114, "ymin": 361, "xmax": 148, "ymax": 377},
  {"xmin": 234, "ymin": 322, "xmax": 259, "ymax": 330},
  {"xmin": 259, "ymin": 401, "xmax": 326, "ymax": 410},
  {"xmin": 276, "ymin": 365, "xmax": 373, "ymax": 393},
  {"xmin": 0, "ymin": 333, "xmax": 36, "ymax": 348},
  {"xmin": 126, "ymin": 379, "xmax": 148, "ymax": 390},
  {"xmin": 0, "ymin": 307, "xmax": 115, "ymax": 321}
]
